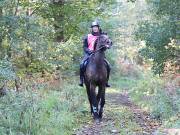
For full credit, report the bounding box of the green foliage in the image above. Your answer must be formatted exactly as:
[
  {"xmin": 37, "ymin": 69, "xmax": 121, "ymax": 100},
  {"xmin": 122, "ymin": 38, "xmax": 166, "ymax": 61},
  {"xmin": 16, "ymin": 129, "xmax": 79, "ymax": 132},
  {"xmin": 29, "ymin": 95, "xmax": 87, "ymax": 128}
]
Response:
[
  {"xmin": 38, "ymin": 0, "xmax": 116, "ymax": 40},
  {"xmin": 0, "ymin": 80, "xmax": 87, "ymax": 135},
  {"xmin": 135, "ymin": 0, "xmax": 180, "ymax": 74},
  {"xmin": 136, "ymin": 20, "xmax": 178, "ymax": 74},
  {"xmin": 47, "ymin": 36, "xmax": 82, "ymax": 72},
  {"xmin": 0, "ymin": 0, "xmax": 117, "ymax": 82},
  {"xmin": 151, "ymin": 88, "xmax": 179, "ymax": 120},
  {"xmin": 146, "ymin": 0, "xmax": 180, "ymax": 19},
  {"xmin": 129, "ymin": 71, "xmax": 180, "ymax": 122},
  {"xmin": 129, "ymin": 72, "xmax": 162, "ymax": 103},
  {"xmin": 0, "ymin": 59, "xmax": 15, "ymax": 84}
]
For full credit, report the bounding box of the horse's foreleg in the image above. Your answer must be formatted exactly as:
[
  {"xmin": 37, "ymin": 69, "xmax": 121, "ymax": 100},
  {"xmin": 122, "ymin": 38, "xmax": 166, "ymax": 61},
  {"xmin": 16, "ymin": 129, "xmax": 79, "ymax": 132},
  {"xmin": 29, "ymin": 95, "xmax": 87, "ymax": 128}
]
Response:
[
  {"xmin": 97, "ymin": 87, "xmax": 101, "ymax": 111},
  {"xmin": 86, "ymin": 85, "xmax": 93, "ymax": 114},
  {"xmin": 99, "ymin": 85, "xmax": 106, "ymax": 119},
  {"xmin": 90, "ymin": 84, "xmax": 99, "ymax": 120}
]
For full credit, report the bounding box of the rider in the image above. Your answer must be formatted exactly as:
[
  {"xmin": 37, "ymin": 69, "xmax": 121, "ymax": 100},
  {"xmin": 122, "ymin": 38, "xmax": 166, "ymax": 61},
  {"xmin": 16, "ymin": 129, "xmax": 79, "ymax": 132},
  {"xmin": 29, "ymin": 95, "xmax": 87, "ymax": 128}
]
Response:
[{"xmin": 79, "ymin": 21, "xmax": 111, "ymax": 87}]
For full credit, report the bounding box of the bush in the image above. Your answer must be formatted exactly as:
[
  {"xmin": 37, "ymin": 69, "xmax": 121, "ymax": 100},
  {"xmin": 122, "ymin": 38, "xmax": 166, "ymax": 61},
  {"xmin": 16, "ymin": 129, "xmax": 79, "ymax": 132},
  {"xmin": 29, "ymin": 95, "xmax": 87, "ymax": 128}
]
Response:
[
  {"xmin": 0, "ymin": 59, "xmax": 15, "ymax": 85},
  {"xmin": 116, "ymin": 58, "xmax": 143, "ymax": 79},
  {"xmin": 0, "ymin": 79, "xmax": 87, "ymax": 135},
  {"xmin": 129, "ymin": 71, "xmax": 179, "ymax": 123}
]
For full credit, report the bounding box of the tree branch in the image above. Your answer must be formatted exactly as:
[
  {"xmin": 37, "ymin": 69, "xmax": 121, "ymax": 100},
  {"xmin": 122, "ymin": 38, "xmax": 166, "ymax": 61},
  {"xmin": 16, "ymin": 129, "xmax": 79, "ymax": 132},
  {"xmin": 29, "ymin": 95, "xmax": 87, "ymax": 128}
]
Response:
[
  {"xmin": 14, "ymin": 0, "xmax": 20, "ymax": 16},
  {"xmin": 29, "ymin": 7, "xmax": 40, "ymax": 16}
]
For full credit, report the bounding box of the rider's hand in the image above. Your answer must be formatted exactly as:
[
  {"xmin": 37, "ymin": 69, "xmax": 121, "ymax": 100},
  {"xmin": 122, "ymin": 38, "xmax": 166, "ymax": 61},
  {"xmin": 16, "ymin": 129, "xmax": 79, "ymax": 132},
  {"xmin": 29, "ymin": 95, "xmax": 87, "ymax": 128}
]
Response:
[{"xmin": 88, "ymin": 50, "xmax": 93, "ymax": 55}]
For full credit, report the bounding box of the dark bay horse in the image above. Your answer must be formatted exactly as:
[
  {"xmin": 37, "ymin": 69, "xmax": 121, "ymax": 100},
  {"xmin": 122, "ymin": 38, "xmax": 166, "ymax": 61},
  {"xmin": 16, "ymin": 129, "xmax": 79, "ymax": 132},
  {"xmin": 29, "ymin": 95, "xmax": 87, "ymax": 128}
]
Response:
[{"xmin": 84, "ymin": 34, "xmax": 112, "ymax": 121}]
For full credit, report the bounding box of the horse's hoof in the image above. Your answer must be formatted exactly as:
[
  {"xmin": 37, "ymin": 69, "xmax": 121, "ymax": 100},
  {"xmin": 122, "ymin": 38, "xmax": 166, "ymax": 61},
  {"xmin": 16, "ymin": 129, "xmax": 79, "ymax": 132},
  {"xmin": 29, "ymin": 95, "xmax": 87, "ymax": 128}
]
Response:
[
  {"xmin": 99, "ymin": 112, "xmax": 103, "ymax": 119},
  {"xmin": 98, "ymin": 117, "xmax": 103, "ymax": 124},
  {"xmin": 94, "ymin": 118, "xmax": 100, "ymax": 124},
  {"xmin": 93, "ymin": 113, "xmax": 99, "ymax": 120}
]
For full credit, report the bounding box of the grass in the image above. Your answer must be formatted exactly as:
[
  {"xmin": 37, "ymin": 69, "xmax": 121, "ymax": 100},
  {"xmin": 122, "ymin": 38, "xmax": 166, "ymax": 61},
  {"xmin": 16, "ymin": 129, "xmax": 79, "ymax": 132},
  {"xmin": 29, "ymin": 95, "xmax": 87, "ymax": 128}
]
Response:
[
  {"xmin": 110, "ymin": 68, "xmax": 180, "ymax": 131},
  {"xmin": 0, "ymin": 69, "xmax": 179, "ymax": 135},
  {"xmin": 0, "ymin": 78, "xmax": 88, "ymax": 135},
  {"xmin": 111, "ymin": 75, "xmax": 137, "ymax": 89},
  {"xmin": 104, "ymin": 101, "xmax": 143, "ymax": 135}
]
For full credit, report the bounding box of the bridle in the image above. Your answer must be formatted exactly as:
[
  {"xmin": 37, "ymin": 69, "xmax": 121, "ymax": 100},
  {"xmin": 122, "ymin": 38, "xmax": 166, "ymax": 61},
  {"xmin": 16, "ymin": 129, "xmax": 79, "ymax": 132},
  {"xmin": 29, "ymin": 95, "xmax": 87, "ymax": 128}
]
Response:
[
  {"xmin": 91, "ymin": 38, "xmax": 107, "ymax": 55},
  {"xmin": 92, "ymin": 46, "xmax": 107, "ymax": 54}
]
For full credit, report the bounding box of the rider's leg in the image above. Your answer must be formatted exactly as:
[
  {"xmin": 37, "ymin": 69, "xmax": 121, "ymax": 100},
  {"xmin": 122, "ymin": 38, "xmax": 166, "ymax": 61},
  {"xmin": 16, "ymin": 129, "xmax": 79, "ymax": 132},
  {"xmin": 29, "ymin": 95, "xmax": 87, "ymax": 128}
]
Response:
[
  {"xmin": 79, "ymin": 55, "xmax": 89, "ymax": 87},
  {"xmin": 104, "ymin": 59, "xmax": 111, "ymax": 87},
  {"xmin": 79, "ymin": 62, "xmax": 84, "ymax": 87}
]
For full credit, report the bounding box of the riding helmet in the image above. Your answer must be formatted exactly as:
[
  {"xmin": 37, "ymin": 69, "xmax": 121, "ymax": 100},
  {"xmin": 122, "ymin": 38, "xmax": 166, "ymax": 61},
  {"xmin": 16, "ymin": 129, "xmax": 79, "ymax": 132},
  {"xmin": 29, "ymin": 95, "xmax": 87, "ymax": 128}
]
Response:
[{"xmin": 91, "ymin": 21, "xmax": 100, "ymax": 28}]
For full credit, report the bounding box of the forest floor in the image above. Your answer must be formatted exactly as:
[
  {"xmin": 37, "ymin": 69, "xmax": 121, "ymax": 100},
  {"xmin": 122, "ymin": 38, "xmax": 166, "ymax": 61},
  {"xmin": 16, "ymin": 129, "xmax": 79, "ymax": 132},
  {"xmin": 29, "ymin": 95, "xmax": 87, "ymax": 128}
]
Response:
[
  {"xmin": 1, "ymin": 72, "xmax": 178, "ymax": 135},
  {"xmin": 75, "ymin": 90, "xmax": 161, "ymax": 135},
  {"xmin": 75, "ymin": 83, "xmax": 179, "ymax": 135}
]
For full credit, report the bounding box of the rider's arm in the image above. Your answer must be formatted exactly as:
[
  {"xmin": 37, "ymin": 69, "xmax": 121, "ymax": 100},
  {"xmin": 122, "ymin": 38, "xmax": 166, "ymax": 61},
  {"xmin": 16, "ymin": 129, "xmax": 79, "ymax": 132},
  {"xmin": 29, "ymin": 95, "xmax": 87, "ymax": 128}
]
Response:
[{"xmin": 83, "ymin": 36, "xmax": 92, "ymax": 54}]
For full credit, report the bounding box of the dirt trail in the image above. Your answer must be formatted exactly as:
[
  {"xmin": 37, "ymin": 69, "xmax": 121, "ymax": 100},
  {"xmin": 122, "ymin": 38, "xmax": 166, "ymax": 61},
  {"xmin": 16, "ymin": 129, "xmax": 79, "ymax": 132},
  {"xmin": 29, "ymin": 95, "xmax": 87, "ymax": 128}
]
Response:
[{"xmin": 75, "ymin": 90, "xmax": 163, "ymax": 135}]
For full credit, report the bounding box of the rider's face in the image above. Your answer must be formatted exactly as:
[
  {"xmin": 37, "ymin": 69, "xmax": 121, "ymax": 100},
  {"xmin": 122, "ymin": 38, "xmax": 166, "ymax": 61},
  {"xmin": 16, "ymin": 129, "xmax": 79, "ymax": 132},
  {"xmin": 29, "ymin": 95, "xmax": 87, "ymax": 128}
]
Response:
[{"xmin": 92, "ymin": 26, "xmax": 99, "ymax": 33}]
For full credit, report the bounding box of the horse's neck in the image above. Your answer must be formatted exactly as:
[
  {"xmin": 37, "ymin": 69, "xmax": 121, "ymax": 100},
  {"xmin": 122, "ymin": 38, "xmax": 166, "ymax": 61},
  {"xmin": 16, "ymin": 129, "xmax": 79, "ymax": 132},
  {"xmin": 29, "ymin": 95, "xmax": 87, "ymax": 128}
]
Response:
[{"xmin": 94, "ymin": 51, "xmax": 105, "ymax": 66}]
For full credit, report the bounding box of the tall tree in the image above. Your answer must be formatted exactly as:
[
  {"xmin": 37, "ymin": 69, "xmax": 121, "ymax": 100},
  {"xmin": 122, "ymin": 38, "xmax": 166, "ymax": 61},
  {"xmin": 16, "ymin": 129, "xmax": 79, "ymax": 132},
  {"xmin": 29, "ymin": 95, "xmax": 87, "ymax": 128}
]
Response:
[
  {"xmin": 39, "ymin": 0, "xmax": 116, "ymax": 42},
  {"xmin": 135, "ymin": 0, "xmax": 180, "ymax": 74},
  {"xmin": 0, "ymin": 7, "xmax": 2, "ymax": 48},
  {"xmin": 52, "ymin": 0, "xmax": 64, "ymax": 42}
]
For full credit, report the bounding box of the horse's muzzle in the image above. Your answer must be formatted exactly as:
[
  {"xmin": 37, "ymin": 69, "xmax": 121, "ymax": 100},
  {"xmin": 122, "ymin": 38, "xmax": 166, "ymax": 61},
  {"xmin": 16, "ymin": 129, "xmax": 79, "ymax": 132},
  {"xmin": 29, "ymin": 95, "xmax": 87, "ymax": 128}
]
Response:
[{"xmin": 106, "ymin": 41, "xmax": 112, "ymax": 49}]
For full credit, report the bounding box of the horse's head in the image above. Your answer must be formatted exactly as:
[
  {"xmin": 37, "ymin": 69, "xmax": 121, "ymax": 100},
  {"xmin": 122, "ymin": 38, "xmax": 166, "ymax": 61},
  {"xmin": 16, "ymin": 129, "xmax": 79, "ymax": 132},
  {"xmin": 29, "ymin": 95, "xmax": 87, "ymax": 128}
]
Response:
[{"xmin": 96, "ymin": 34, "xmax": 112, "ymax": 51}]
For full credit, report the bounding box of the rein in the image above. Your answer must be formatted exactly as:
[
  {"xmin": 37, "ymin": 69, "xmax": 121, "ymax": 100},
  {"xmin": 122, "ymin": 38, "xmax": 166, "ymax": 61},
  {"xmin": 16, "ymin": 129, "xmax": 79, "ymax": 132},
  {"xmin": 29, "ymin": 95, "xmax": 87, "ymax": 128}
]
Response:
[
  {"xmin": 93, "ymin": 46, "xmax": 106, "ymax": 53},
  {"xmin": 90, "ymin": 37, "xmax": 107, "ymax": 56}
]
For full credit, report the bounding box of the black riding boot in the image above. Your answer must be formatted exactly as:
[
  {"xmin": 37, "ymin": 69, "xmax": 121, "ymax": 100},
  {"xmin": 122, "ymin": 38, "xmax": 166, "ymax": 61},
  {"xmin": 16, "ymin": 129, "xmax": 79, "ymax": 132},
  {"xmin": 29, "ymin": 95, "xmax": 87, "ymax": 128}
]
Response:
[
  {"xmin": 79, "ymin": 76, "xmax": 84, "ymax": 87},
  {"xmin": 104, "ymin": 59, "xmax": 111, "ymax": 87},
  {"xmin": 106, "ymin": 69, "xmax": 110, "ymax": 87},
  {"xmin": 79, "ymin": 64, "xmax": 84, "ymax": 87}
]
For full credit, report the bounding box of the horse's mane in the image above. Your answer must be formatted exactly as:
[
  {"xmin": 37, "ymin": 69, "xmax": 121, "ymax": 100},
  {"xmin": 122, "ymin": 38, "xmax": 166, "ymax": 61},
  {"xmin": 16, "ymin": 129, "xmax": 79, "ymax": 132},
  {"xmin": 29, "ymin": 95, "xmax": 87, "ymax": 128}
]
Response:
[{"xmin": 94, "ymin": 32, "xmax": 108, "ymax": 50}]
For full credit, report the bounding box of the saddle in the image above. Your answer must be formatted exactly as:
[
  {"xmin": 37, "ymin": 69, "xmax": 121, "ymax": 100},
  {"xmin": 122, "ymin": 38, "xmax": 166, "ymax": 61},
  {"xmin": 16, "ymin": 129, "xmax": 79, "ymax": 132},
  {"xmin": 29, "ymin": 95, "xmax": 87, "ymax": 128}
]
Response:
[
  {"xmin": 83, "ymin": 57, "xmax": 108, "ymax": 73},
  {"xmin": 83, "ymin": 58, "xmax": 89, "ymax": 72}
]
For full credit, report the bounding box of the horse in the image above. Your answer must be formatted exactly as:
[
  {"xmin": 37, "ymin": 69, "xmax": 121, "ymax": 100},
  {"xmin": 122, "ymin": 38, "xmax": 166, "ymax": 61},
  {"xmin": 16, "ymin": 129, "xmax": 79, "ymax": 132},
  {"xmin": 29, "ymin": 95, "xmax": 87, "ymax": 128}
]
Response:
[{"xmin": 84, "ymin": 34, "xmax": 112, "ymax": 122}]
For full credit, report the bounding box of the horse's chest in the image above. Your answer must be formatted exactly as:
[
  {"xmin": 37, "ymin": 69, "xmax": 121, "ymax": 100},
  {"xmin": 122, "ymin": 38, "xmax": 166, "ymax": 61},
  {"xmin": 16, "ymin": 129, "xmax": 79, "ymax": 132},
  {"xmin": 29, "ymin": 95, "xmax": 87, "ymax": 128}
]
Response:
[{"xmin": 87, "ymin": 66, "xmax": 107, "ymax": 80}]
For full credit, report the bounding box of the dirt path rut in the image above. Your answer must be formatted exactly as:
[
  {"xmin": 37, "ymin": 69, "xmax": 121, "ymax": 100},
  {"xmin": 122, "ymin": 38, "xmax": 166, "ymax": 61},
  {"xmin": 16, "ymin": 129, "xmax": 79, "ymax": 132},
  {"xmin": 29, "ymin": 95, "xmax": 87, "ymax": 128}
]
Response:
[{"xmin": 75, "ymin": 91, "xmax": 162, "ymax": 135}]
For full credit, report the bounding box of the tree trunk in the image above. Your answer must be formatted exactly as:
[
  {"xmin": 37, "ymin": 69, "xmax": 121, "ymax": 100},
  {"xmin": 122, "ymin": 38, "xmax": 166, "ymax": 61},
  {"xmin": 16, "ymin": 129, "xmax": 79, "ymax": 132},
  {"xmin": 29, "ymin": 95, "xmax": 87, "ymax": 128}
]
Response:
[
  {"xmin": 0, "ymin": 8, "xmax": 2, "ymax": 47},
  {"xmin": 53, "ymin": 0, "xmax": 64, "ymax": 42}
]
